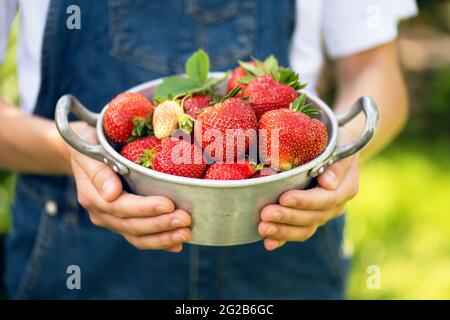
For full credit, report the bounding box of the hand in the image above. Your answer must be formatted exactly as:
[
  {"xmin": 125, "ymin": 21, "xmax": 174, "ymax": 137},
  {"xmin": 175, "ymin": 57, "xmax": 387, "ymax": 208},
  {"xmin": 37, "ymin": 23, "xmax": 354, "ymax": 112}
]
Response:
[
  {"xmin": 258, "ymin": 128, "xmax": 359, "ymax": 251},
  {"xmin": 68, "ymin": 125, "xmax": 192, "ymax": 253}
]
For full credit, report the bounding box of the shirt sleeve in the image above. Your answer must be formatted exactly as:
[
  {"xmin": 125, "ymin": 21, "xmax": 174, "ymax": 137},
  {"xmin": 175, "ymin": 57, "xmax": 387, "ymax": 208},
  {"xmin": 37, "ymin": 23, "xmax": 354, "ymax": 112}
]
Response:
[
  {"xmin": 0, "ymin": 0, "xmax": 18, "ymax": 64},
  {"xmin": 322, "ymin": 0, "xmax": 418, "ymax": 58}
]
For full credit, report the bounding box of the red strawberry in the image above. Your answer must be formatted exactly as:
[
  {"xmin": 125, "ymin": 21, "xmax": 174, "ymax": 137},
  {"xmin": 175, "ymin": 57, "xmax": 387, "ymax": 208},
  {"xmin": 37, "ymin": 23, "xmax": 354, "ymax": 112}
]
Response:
[
  {"xmin": 204, "ymin": 161, "xmax": 258, "ymax": 180},
  {"xmin": 244, "ymin": 75, "xmax": 298, "ymax": 119},
  {"xmin": 258, "ymin": 95, "xmax": 328, "ymax": 171},
  {"xmin": 103, "ymin": 92, "xmax": 154, "ymax": 144},
  {"xmin": 141, "ymin": 137, "xmax": 206, "ymax": 178},
  {"xmin": 120, "ymin": 136, "xmax": 161, "ymax": 163},
  {"xmin": 183, "ymin": 95, "xmax": 212, "ymax": 119},
  {"xmin": 227, "ymin": 61, "xmax": 257, "ymax": 94},
  {"xmin": 303, "ymin": 118, "xmax": 328, "ymax": 163},
  {"xmin": 194, "ymin": 98, "xmax": 258, "ymax": 161}
]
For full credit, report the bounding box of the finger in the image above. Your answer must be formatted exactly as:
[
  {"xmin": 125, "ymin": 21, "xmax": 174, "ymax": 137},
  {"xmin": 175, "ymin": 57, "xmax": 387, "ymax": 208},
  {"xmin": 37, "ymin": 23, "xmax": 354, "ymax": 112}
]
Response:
[
  {"xmin": 279, "ymin": 157, "xmax": 359, "ymax": 210},
  {"xmin": 279, "ymin": 188, "xmax": 339, "ymax": 211},
  {"xmin": 332, "ymin": 156, "xmax": 360, "ymax": 207},
  {"xmin": 122, "ymin": 228, "xmax": 192, "ymax": 250},
  {"xmin": 263, "ymin": 238, "xmax": 286, "ymax": 251},
  {"xmin": 73, "ymin": 160, "xmax": 176, "ymax": 218},
  {"xmin": 317, "ymin": 156, "xmax": 352, "ymax": 191},
  {"xmin": 71, "ymin": 151, "xmax": 122, "ymax": 202},
  {"xmin": 105, "ymin": 193, "xmax": 175, "ymax": 218},
  {"xmin": 261, "ymin": 204, "xmax": 326, "ymax": 226},
  {"xmin": 258, "ymin": 222, "xmax": 316, "ymax": 242},
  {"xmin": 166, "ymin": 244, "xmax": 183, "ymax": 253},
  {"xmin": 261, "ymin": 204, "xmax": 346, "ymax": 227},
  {"xmin": 91, "ymin": 209, "xmax": 191, "ymax": 236}
]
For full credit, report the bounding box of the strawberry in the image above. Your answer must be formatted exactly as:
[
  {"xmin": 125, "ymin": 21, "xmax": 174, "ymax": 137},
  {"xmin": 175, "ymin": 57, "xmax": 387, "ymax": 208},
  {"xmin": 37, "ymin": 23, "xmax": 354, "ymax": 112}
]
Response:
[
  {"xmin": 103, "ymin": 92, "xmax": 154, "ymax": 144},
  {"xmin": 303, "ymin": 118, "xmax": 328, "ymax": 163},
  {"xmin": 120, "ymin": 136, "xmax": 161, "ymax": 163},
  {"xmin": 244, "ymin": 75, "xmax": 298, "ymax": 119},
  {"xmin": 258, "ymin": 95, "xmax": 328, "ymax": 171},
  {"xmin": 204, "ymin": 161, "xmax": 258, "ymax": 180},
  {"xmin": 228, "ymin": 55, "xmax": 306, "ymax": 101},
  {"xmin": 140, "ymin": 137, "xmax": 206, "ymax": 178},
  {"xmin": 183, "ymin": 94, "xmax": 212, "ymax": 119},
  {"xmin": 194, "ymin": 97, "xmax": 258, "ymax": 161},
  {"xmin": 227, "ymin": 61, "xmax": 257, "ymax": 94},
  {"xmin": 152, "ymin": 100, "xmax": 185, "ymax": 139}
]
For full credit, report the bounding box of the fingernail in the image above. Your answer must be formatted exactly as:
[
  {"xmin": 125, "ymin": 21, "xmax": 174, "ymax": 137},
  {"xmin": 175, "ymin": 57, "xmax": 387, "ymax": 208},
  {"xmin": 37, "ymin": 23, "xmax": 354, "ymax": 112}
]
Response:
[
  {"xmin": 283, "ymin": 199, "xmax": 297, "ymax": 207},
  {"xmin": 101, "ymin": 179, "xmax": 116, "ymax": 199},
  {"xmin": 156, "ymin": 205, "xmax": 171, "ymax": 214},
  {"xmin": 173, "ymin": 232, "xmax": 186, "ymax": 242},
  {"xmin": 323, "ymin": 170, "xmax": 337, "ymax": 189},
  {"xmin": 171, "ymin": 218, "xmax": 184, "ymax": 228},
  {"xmin": 270, "ymin": 211, "xmax": 281, "ymax": 222},
  {"xmin": 265, "ymin": 225, "xmax": 277, "ymax": 236}
]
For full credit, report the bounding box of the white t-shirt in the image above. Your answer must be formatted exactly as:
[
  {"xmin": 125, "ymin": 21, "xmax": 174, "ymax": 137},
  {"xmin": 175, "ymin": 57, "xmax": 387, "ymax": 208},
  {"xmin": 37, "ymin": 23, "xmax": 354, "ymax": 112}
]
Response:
[{"xmin": 0, "ymin": 0, "xmax": 417, "ymax": 114}]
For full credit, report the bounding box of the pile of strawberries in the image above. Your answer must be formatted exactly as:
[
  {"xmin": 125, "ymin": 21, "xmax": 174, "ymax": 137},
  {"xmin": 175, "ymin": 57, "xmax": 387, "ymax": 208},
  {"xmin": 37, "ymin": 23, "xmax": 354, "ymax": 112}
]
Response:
[{"xmin": 103, "ymin": 51, "xmax": 328, "ymax": 180}]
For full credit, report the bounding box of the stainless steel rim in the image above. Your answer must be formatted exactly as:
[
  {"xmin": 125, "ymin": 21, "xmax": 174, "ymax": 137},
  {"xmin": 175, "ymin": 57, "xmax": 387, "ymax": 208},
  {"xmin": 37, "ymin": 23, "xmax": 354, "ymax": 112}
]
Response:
[
  {"xmin": 95, "ymin": 74, "xmax": 339, "ymax": 188},
  {"xmin": 56, "ymin": 72, "xmax": 378, "ymax": 188}
]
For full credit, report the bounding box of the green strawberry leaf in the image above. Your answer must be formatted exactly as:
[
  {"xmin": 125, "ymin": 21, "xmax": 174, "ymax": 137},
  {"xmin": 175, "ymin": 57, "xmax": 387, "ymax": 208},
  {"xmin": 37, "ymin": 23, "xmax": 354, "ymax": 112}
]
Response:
[
  {"xmin": 254, "ymin": 163, "xmax": 265, "ymax": 171},
  {"xmin": 238, "ymin": 60, "xmax": 265, "ymax": 76},
  {"xmin": 238, "ymin": 55, "xmax": 307, "ymax": 90},
  {"xmin": 154, "ymin": 51, "xmax": 229, "ymax": 101},
  {"xmin": 128, "ymin": 117, "xmax": 153, "ymax": 142},
  {"xmin": 263, "ymin": 55, "xmax": 278, "ymax": 74},
  {"xmin": 273, "ymin": 67, "xmax": 308, "ymax": 90},
  {"xmin": 185, "ymin": 49, "xmax": 209, "ymax": 85},
  {"xmin": 216, "ymin": 86, "xmax": 241, "ymax": 103},
  {"xmin": 237, "ymin": 74, "xmax": 254, "ymax": 84},
  {"xmin": 154, "ymin": 76, "xmax": 201, "ymax": 100},
  {"xmin": 139, "ymin": 148, "xmax": 157, "ymax": 168},
  {"xmin": 203, "ymin": 71, "xmax": 230, "ymax": 88},
  {"xmin": 290, "ymin": 94, "xmax": 321, "ymax": 116},
  {"xmin": 177, "ymin": 114, "xmax": 194, "ymax": 135}
]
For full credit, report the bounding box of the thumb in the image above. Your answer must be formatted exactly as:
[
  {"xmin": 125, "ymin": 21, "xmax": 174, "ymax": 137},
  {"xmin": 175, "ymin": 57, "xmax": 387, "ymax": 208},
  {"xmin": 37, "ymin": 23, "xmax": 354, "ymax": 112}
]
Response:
[
  {"xmin": 317, "ymin": 157, "xmax": 352, "ymax": 191},
  {"xmin": 70, "ymin": 128, "xmax": 122, "ymax": 202},
  {"xmin": 318, "ymin": 126, "xmax": 358, "ymax": 191}
]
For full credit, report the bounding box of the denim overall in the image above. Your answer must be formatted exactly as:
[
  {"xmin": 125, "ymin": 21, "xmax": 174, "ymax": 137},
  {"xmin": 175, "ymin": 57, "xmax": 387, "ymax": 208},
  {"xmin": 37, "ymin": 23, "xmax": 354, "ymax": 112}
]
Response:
[{"xmin": 5, "ymin": 0, "xmax": 349, "ymax": 299}]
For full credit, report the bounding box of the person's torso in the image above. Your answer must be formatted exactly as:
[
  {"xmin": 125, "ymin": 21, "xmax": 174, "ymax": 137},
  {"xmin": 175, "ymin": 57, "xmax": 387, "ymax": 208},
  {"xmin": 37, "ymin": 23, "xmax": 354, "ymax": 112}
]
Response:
[
  {"xmin": 5, "ymin": 0, "xmax": 348, "ymax": 300},
  {"xmin": 12, "ymin": 0, "xmax": 325, "ymax": 113}
]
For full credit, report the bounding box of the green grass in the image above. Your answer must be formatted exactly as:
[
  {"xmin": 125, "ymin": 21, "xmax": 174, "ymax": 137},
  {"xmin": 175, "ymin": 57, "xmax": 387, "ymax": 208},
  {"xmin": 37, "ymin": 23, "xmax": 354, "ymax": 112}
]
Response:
[
  {"xmin": 347, "ymin": 142, "xmax": 450, "ymax": 299},
  {"xmin": 0, "ymin": 19, "xmax": 18, "ymax": 234}
]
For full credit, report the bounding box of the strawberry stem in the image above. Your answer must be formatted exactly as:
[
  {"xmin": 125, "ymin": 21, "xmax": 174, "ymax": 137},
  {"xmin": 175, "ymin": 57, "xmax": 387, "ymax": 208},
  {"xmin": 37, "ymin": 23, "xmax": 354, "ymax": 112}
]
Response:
[
  {"xmin": 254, "ymin": 163, "xmax": 265, "ymax": 171},
  {"xmin": 238, "ymin": 55, "xmax": 308, "ymax": 90},
  {"xmin": 177, "ymin": 114, "xmax": 194, "ymax": 135},
  {"xmin": 216, "ymin": 85, "xmax": 241, "ymax": 103},
  {"xmin": 290, "ymin": 94, "xmax": 321, "ymax": 117},
  {"xmin": 129, "ymin": 117, "xmax": 153, "ymax": 142},
  {"xmin": 139, "ymin": 147, "xmax": 157, "ymax": 168}
]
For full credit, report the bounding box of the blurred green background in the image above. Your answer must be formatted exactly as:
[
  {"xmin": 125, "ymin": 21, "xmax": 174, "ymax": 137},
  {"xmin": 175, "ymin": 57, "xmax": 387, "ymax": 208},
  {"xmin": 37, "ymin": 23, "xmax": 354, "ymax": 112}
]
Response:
[{"xmin": 1, "ymin": 0, "xmax": 449, "ymax": 299}]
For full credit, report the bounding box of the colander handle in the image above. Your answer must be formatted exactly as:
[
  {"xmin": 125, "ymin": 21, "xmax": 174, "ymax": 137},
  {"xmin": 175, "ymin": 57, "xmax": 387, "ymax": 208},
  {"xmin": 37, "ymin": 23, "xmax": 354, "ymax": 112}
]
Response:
[
  {"xmin": 55, "ymin": 94, "xmax": 129, "ymax": 175},
  {"xmin": 309, "ymin": 96, "xmax": 379, "ymax": 177}
]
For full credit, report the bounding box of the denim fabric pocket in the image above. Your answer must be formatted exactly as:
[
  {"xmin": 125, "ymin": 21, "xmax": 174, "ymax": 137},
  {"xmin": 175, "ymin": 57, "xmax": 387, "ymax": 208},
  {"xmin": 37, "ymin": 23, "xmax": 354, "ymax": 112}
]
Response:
[
  {"xmin": 13, "ymin": 207, "xmax": 56, "ymax": 299},
  {"xmin": 185, "ymin": 0, "xmax": 238, "ymax": 24},
  {"xmin": 8, "ymin": 176, "xmax": 82, "ymax": 299},
  {"xmin": 107, "ymin": 0, "xmax": 256, "ymax": 74}
]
